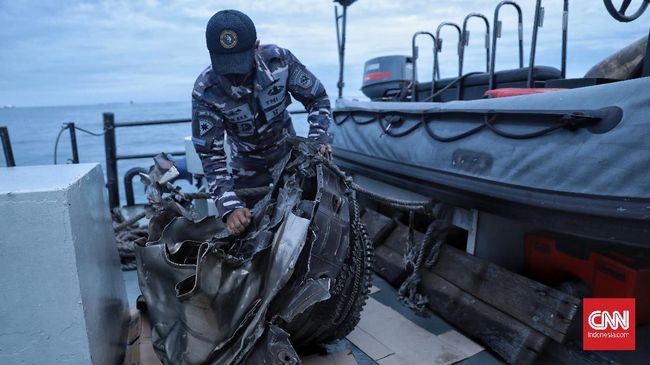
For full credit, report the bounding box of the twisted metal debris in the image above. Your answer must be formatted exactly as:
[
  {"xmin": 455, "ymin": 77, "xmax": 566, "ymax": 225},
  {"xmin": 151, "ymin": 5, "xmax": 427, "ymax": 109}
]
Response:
[{"xmin": 134, "ymin": 138, "xmax": 373, "ymax": 364}]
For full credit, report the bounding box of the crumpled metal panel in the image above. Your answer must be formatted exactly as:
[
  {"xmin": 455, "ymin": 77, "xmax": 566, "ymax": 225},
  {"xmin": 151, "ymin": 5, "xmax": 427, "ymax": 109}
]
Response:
[
  {"xmin": 135, "ymin": 139, "xmax": 372, "ymax": 364},
  {"xmin": 137, "ymin": 212, "xmax": 309, "ymax": 364},
  {"xmin": 243, "ymin": 325, "xmax": 300, "ymax": 365}
]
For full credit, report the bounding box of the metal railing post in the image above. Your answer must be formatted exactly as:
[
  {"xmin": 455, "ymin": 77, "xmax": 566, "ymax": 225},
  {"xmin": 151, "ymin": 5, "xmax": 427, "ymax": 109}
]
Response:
[
  {"xmin": 335, "ymin": 1, "xmax": 355, "ymax": 99},
  {"xmin": 489, "ymin": 1, "xmax": 524, "ymax": 90},
  {"xmin": 461, "ymin": 13, "xmax": 491, "ymax": 75},
  {"xmin": 411, "ymin": 31, "xmax": 436, "ymax": 102},
  {"xmin": 560, "ymin": 0, "xmax": 569, "ymax": 79},
  {"xmin": 0, "ymin": 126, "xmax": 16, "ymax": 167},
  {"xmin": 433, "ymin": 22, "xmax": 462, "ymax": 101},
  {"xmin": 528, "ymin": 0, "xmax": 569, "ymax": 87},
  {"xmin": 103, "ymin": 112, "xmax": 119, "ymax": 209},
  {"xmin": 527, "ymin": 0, "xmax": 543, "ymax": 87},
  {"xmin": 67, "ymin": 122, "xmax": 79, "ymax": 164}
]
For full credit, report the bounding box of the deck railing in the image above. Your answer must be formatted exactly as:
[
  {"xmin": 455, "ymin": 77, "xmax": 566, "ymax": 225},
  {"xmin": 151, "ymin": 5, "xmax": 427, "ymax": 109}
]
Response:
[
  {"xmin": 0, "ymin": 126, "xmax": 16, "ymax": 167},
  {"xmin": 103, "ymin": 110, "xmax": 308, "ymax": 209}
]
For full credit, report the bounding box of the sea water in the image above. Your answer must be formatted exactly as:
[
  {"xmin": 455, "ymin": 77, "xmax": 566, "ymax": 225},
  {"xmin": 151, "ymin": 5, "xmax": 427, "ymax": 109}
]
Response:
[{"xmin": 0, "ymin": 101, "xmax": 309, "ymax": 206}]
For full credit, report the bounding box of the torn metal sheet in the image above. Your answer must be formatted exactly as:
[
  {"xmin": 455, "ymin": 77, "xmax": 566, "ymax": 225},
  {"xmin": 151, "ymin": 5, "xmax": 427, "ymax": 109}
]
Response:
[{"xmin": 135, "ymin": 138, "xmax": 373, "ymax": 364}]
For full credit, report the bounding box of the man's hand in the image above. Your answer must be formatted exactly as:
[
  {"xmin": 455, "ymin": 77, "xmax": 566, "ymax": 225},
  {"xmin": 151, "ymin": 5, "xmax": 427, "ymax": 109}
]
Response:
[
  {"xmin": 319, "ymin": 144, "xmax": 332, "ymax": 158},
  {"xmin": 226, "ymin": 208, "xmax": 252, "ymax": 235}
]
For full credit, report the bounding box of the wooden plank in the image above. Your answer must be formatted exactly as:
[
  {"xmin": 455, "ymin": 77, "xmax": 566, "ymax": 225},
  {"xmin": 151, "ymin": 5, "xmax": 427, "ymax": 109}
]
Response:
[
  {"xmin": 382, "ymin": 222, "xmax": 424, "ymax": 254},
  {"xmin": 373, "ymin": 220, "xmax": 425, "ymax": 286},
  {"xmin": 361, "ymin": 210, "xmax": 396, "ymax": 246},
  {"xmin": 432, "ymin": 245, "xmax": 580, "ymax": 342},
  {"xmin": 420, "ymin": 270, "xmax": 547, "ymax": 365},
  {"xmin": 540, "ymin": 339, "xmax": 620, "ymax": 365},
  {"xmin": 374, "ymin": 245, "xmax": 407, "ymax": 286}
]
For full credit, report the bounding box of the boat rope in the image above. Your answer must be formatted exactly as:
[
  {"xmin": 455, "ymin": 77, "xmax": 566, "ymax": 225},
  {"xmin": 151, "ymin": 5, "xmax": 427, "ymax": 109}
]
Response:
[
  {"xmin": 420, "ymin": 72, "xmax": 484, "ymax": 102},
  {"xmin": 53, "ymin": 123, "xmax": 104, "ymax": 164},
  {"xmin": 114, "ymin": 212, "xmax": 146, "ymax": 232},
  {"xmin": 398, "ymin": 204, "xmax": 453, "ymax": 315},
  {"xmin": 112, "ymin": 208, "xmax": 147, "ymax": 271},
  {"xmin": 334, "ymin": 109, "xmax": 600, "ymax": 141},
  {"xmin": 319, "ymin": 153, "xmax": 455, "ymax": 314},
  {"xmin": 116, "ymin": 228, "xmax": 148, "ymax": 271}
]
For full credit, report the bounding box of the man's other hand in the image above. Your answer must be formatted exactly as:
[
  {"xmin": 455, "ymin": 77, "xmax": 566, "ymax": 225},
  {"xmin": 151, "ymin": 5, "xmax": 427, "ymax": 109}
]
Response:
[
  {"xmin": 319, "ymin": 144, "xmax": 332, "ymax": 157},
  {"xmin": 226, "ymin": 208, "xmax": 252, "ymax": 235}
]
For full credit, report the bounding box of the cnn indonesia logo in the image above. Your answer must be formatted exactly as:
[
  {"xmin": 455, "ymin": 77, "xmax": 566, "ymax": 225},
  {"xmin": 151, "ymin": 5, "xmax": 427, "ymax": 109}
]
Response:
[{"xmin": 583, "ymin": 298, "xmax": 635, "ymax": 351}]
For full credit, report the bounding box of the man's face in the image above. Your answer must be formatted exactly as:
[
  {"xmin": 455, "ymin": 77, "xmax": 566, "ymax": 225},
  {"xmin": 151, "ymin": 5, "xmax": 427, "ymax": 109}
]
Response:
[
  {"xmin": 224, "ymin": 67, "xmax": 254, "ymax": 85},
  {"xmin": 223, "ymin": 57, "xmax": 255, "ymax": 85}
]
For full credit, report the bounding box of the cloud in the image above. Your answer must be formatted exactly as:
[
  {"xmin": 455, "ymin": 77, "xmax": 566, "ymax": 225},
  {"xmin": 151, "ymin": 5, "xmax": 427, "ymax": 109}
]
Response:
[{"xmin": 0, "ymin": 0, "xmax": 648, "ymax": 106}]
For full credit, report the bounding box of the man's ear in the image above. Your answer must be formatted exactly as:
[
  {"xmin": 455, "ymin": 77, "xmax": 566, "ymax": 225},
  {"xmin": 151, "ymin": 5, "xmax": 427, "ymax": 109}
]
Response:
[{"xmin": 255, "ymin": 40, "xmax": 260, "ymax": 48}]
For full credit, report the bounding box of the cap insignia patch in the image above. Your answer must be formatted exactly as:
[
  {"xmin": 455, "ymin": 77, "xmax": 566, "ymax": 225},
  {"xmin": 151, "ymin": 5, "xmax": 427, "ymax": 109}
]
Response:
[{"xmin": 220, "ymin": 30, "xmax": 238, "ymax": 49}]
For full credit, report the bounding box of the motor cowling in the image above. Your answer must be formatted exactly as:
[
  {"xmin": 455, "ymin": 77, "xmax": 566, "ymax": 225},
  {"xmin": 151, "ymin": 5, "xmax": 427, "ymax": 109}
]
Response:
[{"xmin": 361, "ymin": 55, "xmax": 413, "ymax": 100}]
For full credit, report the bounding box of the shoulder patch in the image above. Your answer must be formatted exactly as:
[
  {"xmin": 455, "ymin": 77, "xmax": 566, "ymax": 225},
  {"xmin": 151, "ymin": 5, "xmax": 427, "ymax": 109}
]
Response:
[
  {"xmin": 198, "ymin": 119, "xmax": 214, "ymax": 136},
  {"xmin": 290, "ymin": 68, "xmax": 314, "ymax": 89},
  {"xmin": 194, "ymin": 109, "xmax": 221, "ymax": 136}
]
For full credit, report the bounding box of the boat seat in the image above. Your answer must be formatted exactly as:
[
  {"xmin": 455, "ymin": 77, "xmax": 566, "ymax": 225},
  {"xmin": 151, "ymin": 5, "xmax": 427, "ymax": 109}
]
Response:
[{"xmin": 415, "ymin": 66, "xmax": 562, "ymax": 102}]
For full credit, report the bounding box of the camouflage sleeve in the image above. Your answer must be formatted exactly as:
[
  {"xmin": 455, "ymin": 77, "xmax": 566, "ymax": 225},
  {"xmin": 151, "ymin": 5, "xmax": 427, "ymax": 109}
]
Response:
[
  {"xmin": 191, "ymin": 97, "xmax": 245, "ymax": 219},
  {"xmin": 285, "ymin": 50, "xmax": 332, "ymax": 144}
]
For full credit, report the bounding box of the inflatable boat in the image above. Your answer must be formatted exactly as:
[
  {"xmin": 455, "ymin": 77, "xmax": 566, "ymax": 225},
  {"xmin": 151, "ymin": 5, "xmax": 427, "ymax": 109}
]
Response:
[{"xmin": 332, "ymin": 77, "xmax": 650, "ymax": 246}]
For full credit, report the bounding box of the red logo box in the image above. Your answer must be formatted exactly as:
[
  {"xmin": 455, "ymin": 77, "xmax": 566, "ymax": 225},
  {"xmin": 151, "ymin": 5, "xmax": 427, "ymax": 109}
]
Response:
[{"xmin": 583, "ymin": 298, "xmax": 635, "ymax": 351}]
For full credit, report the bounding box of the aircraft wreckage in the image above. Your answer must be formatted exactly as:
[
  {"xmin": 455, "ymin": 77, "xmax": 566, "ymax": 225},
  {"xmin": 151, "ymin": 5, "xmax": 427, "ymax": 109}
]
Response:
[{"xmin": 134, "ymin": 138, "xmax": 373, "ymax": 364}]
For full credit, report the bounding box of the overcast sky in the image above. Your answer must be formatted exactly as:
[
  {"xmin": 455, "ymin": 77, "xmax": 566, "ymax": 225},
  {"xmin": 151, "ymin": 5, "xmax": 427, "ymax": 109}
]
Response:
[{"xmin": 0, "ymin": 0, "xmax": 647, "ymax": 107}]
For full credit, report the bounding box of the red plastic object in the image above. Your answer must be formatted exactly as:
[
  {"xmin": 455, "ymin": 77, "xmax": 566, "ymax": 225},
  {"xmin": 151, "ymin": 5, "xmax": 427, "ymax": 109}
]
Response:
[
  {"xmin": 485, "ymin": 88, "xmax": 565, "ymax": 98},
  {"xmin": 364, "ymin": 71, "xmax": 392, "ymax": 81},
  {"xmin": 525, "ymin": 232, "xmax": 650, "ymax": 325}
]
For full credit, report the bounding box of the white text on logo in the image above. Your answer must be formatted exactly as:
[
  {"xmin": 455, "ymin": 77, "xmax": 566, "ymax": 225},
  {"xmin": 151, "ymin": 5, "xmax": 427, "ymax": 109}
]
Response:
[{"xmin": 588, "ymin": 310, "xmax": 629, "ymax": 330}]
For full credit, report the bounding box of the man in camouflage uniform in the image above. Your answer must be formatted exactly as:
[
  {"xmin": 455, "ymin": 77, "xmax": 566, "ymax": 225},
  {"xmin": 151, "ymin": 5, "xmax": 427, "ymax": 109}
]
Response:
[{"xmin": 191, "ymin": 10, "xmax": 332, "ymax": 235}]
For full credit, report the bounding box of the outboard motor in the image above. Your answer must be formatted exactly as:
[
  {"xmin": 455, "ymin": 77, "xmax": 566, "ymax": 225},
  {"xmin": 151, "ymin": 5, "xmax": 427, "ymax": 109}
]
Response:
[{"xmin": 361, "ymin": 55, "xmax": 413, "ymax": 100}]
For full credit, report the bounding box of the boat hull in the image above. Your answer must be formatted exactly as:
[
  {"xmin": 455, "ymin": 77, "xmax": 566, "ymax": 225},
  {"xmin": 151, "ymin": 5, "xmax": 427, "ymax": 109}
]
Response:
[{"xmin": 332, "ymin": 77, "xmax": 650, "ymax": 246}]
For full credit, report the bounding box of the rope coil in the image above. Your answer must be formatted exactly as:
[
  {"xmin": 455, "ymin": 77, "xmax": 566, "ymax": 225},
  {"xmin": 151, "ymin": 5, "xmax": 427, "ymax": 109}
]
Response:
[{"xmin": 53, "ymin": 123, "xmax": 104, "ymax": 164}]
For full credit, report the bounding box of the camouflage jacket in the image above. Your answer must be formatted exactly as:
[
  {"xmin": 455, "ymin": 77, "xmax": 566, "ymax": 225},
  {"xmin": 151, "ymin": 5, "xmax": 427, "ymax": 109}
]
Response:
[{"xmin": 191, "ymin": 44, "xmax": 332, "ymax": 218}]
